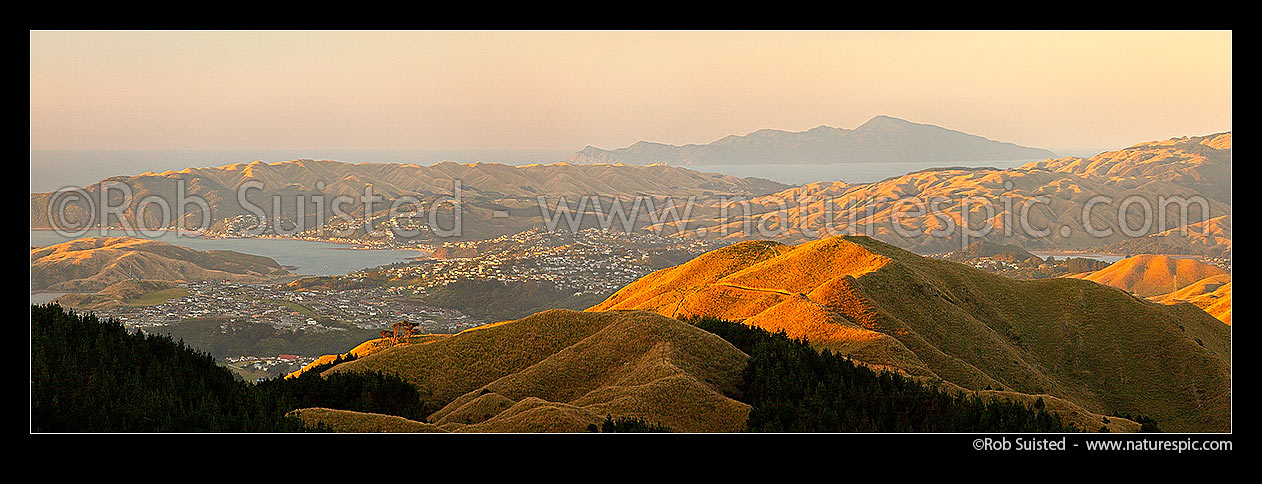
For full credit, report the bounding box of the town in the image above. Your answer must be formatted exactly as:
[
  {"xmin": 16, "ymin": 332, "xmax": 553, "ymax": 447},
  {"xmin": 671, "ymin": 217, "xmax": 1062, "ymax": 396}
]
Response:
[
  {"xmin": 357, "ymin": 228, "xmax": 726, "ymax": 296},
  {"xmin": 91, "ymin": 280, "xmax": 482, "ymax": 334}
]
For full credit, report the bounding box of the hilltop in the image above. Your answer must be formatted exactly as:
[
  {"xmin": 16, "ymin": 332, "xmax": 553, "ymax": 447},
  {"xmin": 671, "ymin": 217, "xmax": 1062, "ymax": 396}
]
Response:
[
  {"xmin": 31, "ymin": 236, "xmax": 290, "ymax": 292},
  {"xmin": 1022, "ymin": 132, "xmax": 1231, "ymax": 203},
  {"xmin": 590, "ymin": 236, "xmax": 1231, "ymax": 432},
  {"xmin": 1150, "ymin": 274, "xmax": 1232, "ymax": 325},
  {"xmin": 30, "ymin": 160, "xmax": 789, "ymax": 240},
  {"xmin": 308, "ymin": 309, "xmax": 751, "ymax": 432},
  {"xmin": 569, "ymin": 115, "xmax": 1054, "ymax": 165},
  {"xmin": 1066, "ymin": 254, "xmax": 1228, "ymax": 298}
]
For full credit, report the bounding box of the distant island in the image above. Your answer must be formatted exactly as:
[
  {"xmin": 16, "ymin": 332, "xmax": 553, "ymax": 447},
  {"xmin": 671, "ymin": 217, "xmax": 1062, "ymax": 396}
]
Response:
[{"xmin": 568, "ymin": 115, "xmax": 1056, "ymax": 166}]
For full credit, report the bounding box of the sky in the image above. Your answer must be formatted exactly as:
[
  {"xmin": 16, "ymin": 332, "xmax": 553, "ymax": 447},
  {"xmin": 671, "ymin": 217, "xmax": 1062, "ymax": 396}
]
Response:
[{"xmin": 30, "ymin": 30, "xmax": 1231, "ymax": 155}]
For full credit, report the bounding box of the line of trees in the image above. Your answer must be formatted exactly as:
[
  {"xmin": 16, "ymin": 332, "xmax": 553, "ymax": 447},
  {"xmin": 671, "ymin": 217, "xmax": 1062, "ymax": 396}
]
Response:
[{"xmin": 683, "ymin": 316, "xmax": 1079, "ymax": 432}]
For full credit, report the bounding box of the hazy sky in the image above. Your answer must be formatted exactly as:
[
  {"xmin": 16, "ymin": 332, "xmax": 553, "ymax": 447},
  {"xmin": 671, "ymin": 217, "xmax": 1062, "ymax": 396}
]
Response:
[{"xmin": 30, "ymin": 30, "xmax": 1231, "ymax": 154}]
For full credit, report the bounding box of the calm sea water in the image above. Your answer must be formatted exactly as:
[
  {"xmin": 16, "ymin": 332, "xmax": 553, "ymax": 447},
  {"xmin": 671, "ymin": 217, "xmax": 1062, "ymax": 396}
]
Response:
[
  {"xmin": 30, "ymin": 229, "xmax": 422, "ymax": 277},
  {"xmin": 31, "ymin": 292, "xmax": 68, "ymax": 304}
]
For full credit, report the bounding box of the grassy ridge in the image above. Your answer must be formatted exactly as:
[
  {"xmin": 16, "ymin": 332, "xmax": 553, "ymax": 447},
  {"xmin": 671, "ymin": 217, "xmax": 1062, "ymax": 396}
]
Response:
[
  {"xmin": 319, "ymin": 309, "xmax": 750, "ymax": 432},
  {"xmin": 592, "ymin": 235, "xmax": 1231, "ymax": 432}
]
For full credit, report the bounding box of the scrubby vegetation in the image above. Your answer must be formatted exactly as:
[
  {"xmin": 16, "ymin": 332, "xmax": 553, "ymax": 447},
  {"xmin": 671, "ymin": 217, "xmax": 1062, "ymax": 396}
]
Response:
[
  {"xmin": 684, "ymin": 315, "xmax": 1077, "ymax": 432},
  {"xmin": 31, "ymin": 304, "xmax": 424, "ymax": 432}
]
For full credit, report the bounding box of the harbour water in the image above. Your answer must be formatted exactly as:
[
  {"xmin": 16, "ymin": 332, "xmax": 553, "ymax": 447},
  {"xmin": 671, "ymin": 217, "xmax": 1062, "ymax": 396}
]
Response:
[{"xmin": 30, "ymin": 229, "xmax": 423, "ymax": 277}]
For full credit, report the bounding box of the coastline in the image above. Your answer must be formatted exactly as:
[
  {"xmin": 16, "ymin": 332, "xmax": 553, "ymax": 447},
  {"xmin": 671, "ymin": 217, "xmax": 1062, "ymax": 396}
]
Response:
[{"xmin": 31, "ymin": 227, "xmax": 432, "ymax": 253}]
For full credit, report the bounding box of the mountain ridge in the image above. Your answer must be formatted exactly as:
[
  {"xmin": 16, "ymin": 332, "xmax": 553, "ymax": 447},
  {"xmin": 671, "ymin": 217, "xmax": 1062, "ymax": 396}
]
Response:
[
  {"xmin": 31, "ymin": 236, "xmax": 290, "ymax": 292},
  {"xmin": 569, "ymin": 115, "xmax": 1056, "ymax": 166},
  {"xmin": 590, "ymin": 235, "xmax": 1230, "ymax": 432}
]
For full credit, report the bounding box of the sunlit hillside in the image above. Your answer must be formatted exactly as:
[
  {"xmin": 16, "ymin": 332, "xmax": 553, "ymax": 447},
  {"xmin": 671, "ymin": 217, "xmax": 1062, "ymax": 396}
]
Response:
[
  {"xmin": 1067, "ymin": 254, "xmax": 1228, "ymax": 298},
  {"xmin": 1150, "ymin": 274, "xmax": 1232, "ymax": 325},
  {"xmin": 315, "ymin": 309, "xmax": 751, "ymax": 432},
  {"xmin": 591, "ymin": 235, "xmax": 1231, "ymax": 432},
  {"xmin": 1021, "ymin": 132, "xmax": 1231, "ymax": 203},
  {"xmin": 645, "ymin": 133, "xmax": 1231, "ymax": 254},
  {"xmin": 30, "ymin": 236, "xmax": 290, "ymax": 291}
]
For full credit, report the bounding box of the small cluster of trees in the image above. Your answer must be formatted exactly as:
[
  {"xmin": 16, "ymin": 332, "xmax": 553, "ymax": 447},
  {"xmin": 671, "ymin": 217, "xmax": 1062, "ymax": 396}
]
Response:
[{"xmin": 379, "ymin": 320, "xmax": 421, "ymax": 347}]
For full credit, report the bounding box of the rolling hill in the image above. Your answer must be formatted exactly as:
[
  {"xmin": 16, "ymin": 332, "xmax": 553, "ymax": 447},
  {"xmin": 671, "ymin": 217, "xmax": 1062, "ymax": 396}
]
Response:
[
  {"xmin": 1104, "ymin": 215, "xmax": 1232, "ymax": 258},
  {"xmin": 1066, "ymin": 254, "xmax": 1228, "ymax": 298},
  {"xmin": 313, "ymin": 309, "xmax": 751, "ymax": 432},
  {"xmin": 637, "ymin": 132, "xmax": 1230, "ymax": 254},
  {"xmin": 1150, "ymin": 274, "xmax": 1232, "ymax": 325},
  {"xmin": 294, "ymin": 307, "xmax": 1132, "ymax": 433},
  {"xmin": 31, "ymin": 236, "xmax": 290, "ymax": 292},
  {"xmin": 51, "ymin": 279, "xmax": 186, "ymax": 310},
  {"xmin": 590, "ymin": 236, "xmax": 1231, "ymax": 432},
  {"xmin": 30, "ymin": 160, "xmax": 789, "ymax": 239},
  {"xmin": 569, "ymin": 115, "xmax": 1055, "ymax": 165},
  {"xmin": 1021, "ymin": 132, "xmax": 1231, "ymax": 203}
]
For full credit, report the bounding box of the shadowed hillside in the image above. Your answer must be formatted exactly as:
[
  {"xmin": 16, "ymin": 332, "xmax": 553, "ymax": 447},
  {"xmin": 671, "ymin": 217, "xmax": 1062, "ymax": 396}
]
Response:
[
  {"xmin": 51, "ymin": 279, "xmax": 185, "ymax": 310},
  {"xmin": 321, "ymin": 309, "xmax": 751, "ymax": 432},
  {"xmin": 591, "ymin": 236, "xmax": 1230, "ymax": 432}
]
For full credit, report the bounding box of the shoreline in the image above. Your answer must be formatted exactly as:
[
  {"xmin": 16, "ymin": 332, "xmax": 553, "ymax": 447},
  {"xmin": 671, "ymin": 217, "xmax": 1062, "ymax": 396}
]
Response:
[
  {"xmin": 30, "ymin": 227, "xmax": 432, "ymax": 253},
  {"xmin": 1027, "ymin": 250, "xmax": 1126, "ymax": 257}
]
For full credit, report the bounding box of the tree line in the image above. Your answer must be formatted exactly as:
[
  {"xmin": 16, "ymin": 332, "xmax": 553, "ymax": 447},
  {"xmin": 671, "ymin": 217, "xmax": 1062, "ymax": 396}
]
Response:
[
  {"xmin": 31, "ymin": 304, "xmax": 423, "ymax": 432},
  {"xmin": 683, "ymin": 315, "xmax": 1083, "ymax": 432}
]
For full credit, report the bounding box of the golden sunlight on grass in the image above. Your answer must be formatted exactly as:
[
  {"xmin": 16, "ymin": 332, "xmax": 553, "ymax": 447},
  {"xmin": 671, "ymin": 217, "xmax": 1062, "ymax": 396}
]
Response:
[
  {"xmin": 315, "ymin": 309, "xmax": 749, "ymax": 432},
  {"xmin": 590, "ymin": 235, "xmax": 1231, "ymax": 432}
]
